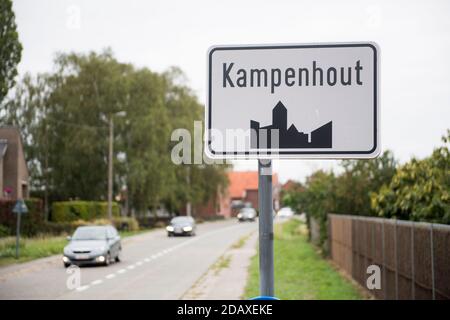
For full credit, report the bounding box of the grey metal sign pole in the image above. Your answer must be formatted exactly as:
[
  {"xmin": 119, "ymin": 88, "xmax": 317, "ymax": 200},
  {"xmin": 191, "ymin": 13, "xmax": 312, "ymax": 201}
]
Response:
[
  {"xmin": 16, "ymin": 210, "xmax": 21, "ymax": 259},
  {"xmin": 258, "ymin": 159, "xmax": 274, "ymax": 296},
  {"xmin": 13, "ymin": 199, "xmax": 28, "ymax": 259}
]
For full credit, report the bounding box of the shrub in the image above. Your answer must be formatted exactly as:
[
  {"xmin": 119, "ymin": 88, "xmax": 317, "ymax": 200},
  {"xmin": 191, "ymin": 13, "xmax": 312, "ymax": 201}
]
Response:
[
  {"xmin": 112, "ymin": 217, "xmax": 139, "ymax": 231},
  {"xmin": 154, "ymin": 221, "xmax": 166, "ymax": 228},
  {"xmin": 0, "ymin": 199, "xmax": 44, "ymax": 236},
  {"xmin": 136, "ymin": 216, "xmax": 170, "ymax": 228},
  {"xmin": 41, "ymin": 221, "xmax": 75, "ymax": 235},
  {"xmin": 0, "ymin": 225, "xmax": 9, "ymax": 238},
  {"xmin": 51, "ymin": 201, "xmax": 120, "ymax": 222},
  {"xmin": 371, "ymin": 132, "xmax": 450, "ymax": 224},
  {"xmin": 40, "ymin": 217, "xmax": 139, "ymax": 236}
]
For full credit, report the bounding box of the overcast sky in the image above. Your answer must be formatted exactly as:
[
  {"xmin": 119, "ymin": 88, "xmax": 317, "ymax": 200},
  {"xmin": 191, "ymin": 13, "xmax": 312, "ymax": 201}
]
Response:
[{"xmin": 12, "ymin": 0, "xmax": 450, "ymax": 183}]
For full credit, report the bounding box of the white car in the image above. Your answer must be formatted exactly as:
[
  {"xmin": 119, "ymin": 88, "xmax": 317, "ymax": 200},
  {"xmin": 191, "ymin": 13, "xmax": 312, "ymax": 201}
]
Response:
[
  {"xmin": 237, "ymin": 208, "xmax": 257, "ymax": 222},
  {"xmin": 277, "ymin": 207, "xmax": 294, "ymax": 218}
]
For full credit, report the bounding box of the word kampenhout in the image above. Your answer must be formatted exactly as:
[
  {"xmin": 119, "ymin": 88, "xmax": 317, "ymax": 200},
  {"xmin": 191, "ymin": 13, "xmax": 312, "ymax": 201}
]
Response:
[{"xmin": 222, "ymin": 60, "xmax": 364, "ymax": 94}]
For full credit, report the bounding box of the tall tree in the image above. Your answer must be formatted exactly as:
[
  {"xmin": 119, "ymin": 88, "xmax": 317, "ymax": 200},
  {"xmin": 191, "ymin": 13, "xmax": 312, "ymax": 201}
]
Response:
[
  {"xmin": 0, "ymin": 73, "xmax": 52, "ymax": 217},
  {"xmin": 163, "ymin": 67, "xmax": 229, "ymax": 215},
  {"xmin": 0, "ymin": 0, "xmax": 22, "ymax": 103},
  {"xmin": 1, "ymin": 50, "xmax": 229, "ymax": 218}
]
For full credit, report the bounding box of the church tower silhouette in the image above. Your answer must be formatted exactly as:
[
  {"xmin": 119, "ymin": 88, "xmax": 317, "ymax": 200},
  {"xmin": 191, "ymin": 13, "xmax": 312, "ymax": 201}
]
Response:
[
  {"xmin": 250, "ymin": 101, "xmax": 332, "ymax": 149},
  {"xmin": 272, "ymin": 101, "xmax": 287, "ymax": 131}
]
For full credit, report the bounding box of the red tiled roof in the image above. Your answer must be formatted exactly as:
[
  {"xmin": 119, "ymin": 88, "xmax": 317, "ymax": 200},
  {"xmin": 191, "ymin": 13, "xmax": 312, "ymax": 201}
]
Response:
[
  {"xmin": 227, "ymin": 171, "xmax": 279, "ymax": 199},
  {"xmin": 282, "ymin": 180, "xmax": 296, "ymax": 191}
]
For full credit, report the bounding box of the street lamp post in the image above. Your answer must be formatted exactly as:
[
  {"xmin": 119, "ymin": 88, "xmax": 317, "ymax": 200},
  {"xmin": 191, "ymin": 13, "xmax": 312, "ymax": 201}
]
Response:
[
  {"xmin": 107, "ymin": 115, "xmax": 114, "ymax": 220},
  {"xmin": 107, "ymin": 111, "xmax": 126, "ymax": 220}
]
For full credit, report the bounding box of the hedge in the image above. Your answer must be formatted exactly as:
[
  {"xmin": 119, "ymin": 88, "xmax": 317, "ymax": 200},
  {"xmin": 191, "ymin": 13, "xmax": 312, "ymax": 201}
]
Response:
[
  {"xmin": 52, "ymin": 201, "xmax": 120, "ymax": 222},
  {"xmin": 0, "ymin": 199, "xmax": 44, "ymax": 236},
  {"xmin": 111, "ymin": 216, "xmax": 139, "ymax": 231},
  {"xmin": 42, "ymin": 217, "xmax": 139, "ymax": 235}
]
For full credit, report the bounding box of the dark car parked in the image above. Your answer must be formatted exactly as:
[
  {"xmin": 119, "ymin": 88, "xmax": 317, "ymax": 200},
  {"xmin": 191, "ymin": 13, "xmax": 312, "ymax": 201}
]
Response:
[
  {"xmin": 166, "ymin": 216, "xmax": 196, "ymax": 237},
  {"xmin": 63, "ymin": 225, "xmax": 121, "ymax": 267}
]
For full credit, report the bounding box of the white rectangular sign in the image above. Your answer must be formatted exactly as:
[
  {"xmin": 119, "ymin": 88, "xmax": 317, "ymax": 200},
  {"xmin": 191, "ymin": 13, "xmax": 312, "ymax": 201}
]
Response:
[{"xmin": 205, "ymin": 42, "xmax": 380, "ymax": 159}]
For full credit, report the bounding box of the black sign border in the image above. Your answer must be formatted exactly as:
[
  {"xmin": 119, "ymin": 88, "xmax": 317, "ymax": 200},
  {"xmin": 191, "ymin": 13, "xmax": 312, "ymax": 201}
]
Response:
[{"xmin": 207, "ymin": 43, "xmax": 378, "ymax": 156}]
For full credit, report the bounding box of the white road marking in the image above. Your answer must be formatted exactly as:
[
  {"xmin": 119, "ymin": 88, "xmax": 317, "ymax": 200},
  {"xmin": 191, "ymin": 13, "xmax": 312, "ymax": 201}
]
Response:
[
  {"xmin": 79, "ymin": 224, "xmax": 249, "ymax": 289},
  {"xmin": 68, "ymin": 224, "xmax": 254, "ymax": 296},
  {"xmin": 76, "ymin": 285, "xmax": 89, "ymax": 292}
]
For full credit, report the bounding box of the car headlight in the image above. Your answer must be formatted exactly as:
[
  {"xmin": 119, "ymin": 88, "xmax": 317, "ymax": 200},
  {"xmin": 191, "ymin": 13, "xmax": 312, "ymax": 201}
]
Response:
[
  {"xmin": 166, "ymin": 226, "xmax": 174, "ymax": 232},
  {"xmin": 237, "ymin": 213, "xmax": 242, "ymax": 219},
  {"xmin": 183, "ymin": 226, "xmax": 192, "ymax": 232}
]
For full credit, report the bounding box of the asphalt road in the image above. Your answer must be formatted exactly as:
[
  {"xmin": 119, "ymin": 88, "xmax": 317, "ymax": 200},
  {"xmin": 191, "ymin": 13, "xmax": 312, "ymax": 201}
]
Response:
[{"xmin": 0, "ymin": 219, "xmax": 257, "ymax": 300}]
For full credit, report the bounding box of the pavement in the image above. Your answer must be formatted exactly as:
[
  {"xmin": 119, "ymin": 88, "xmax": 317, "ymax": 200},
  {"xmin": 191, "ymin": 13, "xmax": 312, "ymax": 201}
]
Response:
[
  {"xmin": 0, "ymin": 219, "xmax": 257, "ymax": 300},
  {"xmin": 182, "ymin": 231, "xmax": 258, "ymax": 300}
]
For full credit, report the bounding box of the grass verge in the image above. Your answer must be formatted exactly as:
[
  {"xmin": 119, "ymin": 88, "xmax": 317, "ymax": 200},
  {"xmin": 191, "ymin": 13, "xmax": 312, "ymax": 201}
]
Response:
[
  {"xmin": 231, "ymin": 233, "xmax": 252, "ymax": 249},
  {"xmin": 0, "ymin": 229, "xmax": 151, "ymax": 267},
  {"xmin": 212, "ymin": 255, "xmax": 231, "ymax": 275},
  {"xmin": 243, "ymin": 219, "xmax": 363, "ymax": 300}
]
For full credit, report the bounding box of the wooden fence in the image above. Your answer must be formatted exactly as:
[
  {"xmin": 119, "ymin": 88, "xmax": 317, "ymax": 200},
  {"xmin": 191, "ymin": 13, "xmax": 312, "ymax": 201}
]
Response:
[{"xmin": 328, "ymin": 214, "xmax": 450, "ymax": 300}]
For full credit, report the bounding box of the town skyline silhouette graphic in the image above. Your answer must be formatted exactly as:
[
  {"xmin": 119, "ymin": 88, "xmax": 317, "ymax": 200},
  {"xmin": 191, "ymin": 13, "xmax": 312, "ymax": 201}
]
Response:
[{"xmin": 250, "ymin": 101, "xmax": 332, "ymax": 149}]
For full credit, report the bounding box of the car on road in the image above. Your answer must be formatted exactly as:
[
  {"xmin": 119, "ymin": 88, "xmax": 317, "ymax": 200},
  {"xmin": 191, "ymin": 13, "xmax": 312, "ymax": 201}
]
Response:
[
  {"xmin": 237, "ymin": 207, "xmax": 257, "ymax": 222},
  {"xmin": 277, "ymin": 207, "xmax": 295, "ymax": 218},
  {"xmin": 166, "ymin": 216, "xmax": 196, "ymax": 237},
  {"xmin": 62, "ymin": 225, "xmax": 121, "ymax": 267}
]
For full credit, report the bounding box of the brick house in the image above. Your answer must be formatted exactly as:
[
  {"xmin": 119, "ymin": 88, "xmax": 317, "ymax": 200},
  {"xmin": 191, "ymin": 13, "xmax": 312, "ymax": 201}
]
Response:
[
  {"xmin": 225, "ymin": 171, "xmax": 280, "ymax": 216},
  {"xmin": 187, "ymin": 170, "xmax": 280, "ymax": 219},
  {"xmin": 0, "ymin": 127, "xmax": 29, "ymax": 200}
]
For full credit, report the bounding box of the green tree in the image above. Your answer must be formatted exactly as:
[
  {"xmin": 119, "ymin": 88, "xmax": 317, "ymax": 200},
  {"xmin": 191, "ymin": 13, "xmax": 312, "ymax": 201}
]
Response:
[
  {"xmin": 302, "ymin": 170, "xmax": 337, "ymax": 219},
  {"xmin": 0, "ymin": 73, "xmax": 53, "ymax": 217},
  {"xmin": 280, "ymin": 152, "xmax": 397, "ymax": 248},
  {"xmin": 371, "ymin": 132, "xmax": 450, "ymax": 224},
  {"xmin": 280, "ymin": 181, "xmax": 305, "ymax": 214},
  {"xmin": 1, "ymin": 50, "xmax": 229, "ymax": 218},
  {"xmin": 335, "ymin": 150, "xmax": 397, "ymax": 215},
  {"xmin": 0, "ymin": 0, "xmax": 22, "ymax": 102},
  {"xmin": 301, "ymin": 170, "xmax": 337, "ymax": 246},
  {"xmin": 45, "ymin": 50, "xmax": 133, "ymax": 201}
]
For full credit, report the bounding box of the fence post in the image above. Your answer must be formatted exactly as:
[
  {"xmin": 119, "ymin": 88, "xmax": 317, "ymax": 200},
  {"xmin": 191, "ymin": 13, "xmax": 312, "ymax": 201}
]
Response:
[
  {"xmin": 394, "ymin": 218, "xmax": 398, "ymax": 300},
  {"xmin": 430, "ymin": 223, "xmax": 435, "ymax": 300},
  {"xmin": 382, "ymin": 219, "xmax": 386, "ymax": 299},
  {"xmin": 372, "ymin": 219, "xmax": 375, "ymax": 275},
  {"xmin": 411, "ymin": 221, "xmax": 415, "ymax": 299},
  {"xmin": 328, "ymin": 214, "xmax": 332, "ymax": 258}
]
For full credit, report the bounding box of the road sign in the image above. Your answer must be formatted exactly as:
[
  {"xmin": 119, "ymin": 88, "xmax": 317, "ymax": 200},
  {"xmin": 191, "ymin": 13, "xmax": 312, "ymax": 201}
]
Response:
[
  {"xmin": 13, "ymin": 199, "xmax": 28, "ymax": 214},
  {"xmin": 206, "ymin": 42, "xmax": 380, "ymax": 159},
  {"xmin": 13, "ymin": 199, "xmax": 28, "ymax": 259}
]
